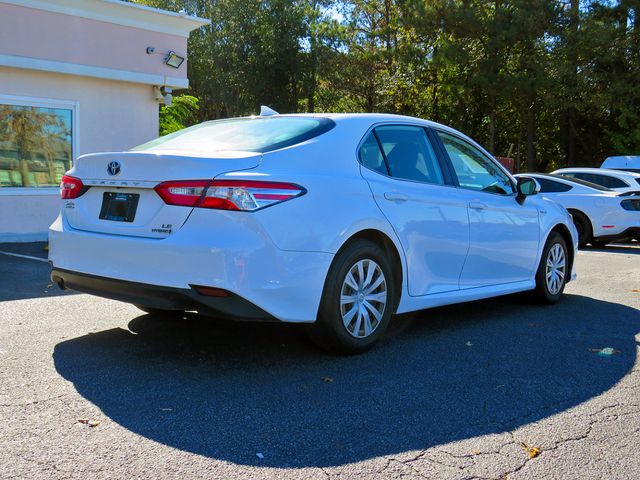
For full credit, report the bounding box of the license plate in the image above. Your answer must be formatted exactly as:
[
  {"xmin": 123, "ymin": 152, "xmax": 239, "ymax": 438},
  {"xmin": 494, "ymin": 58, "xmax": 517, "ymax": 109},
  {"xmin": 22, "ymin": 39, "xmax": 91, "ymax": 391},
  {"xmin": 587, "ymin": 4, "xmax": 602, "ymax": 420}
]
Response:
[{"xmin": 99, "ymin": 192, "xmax": 140, "ymax": 222}]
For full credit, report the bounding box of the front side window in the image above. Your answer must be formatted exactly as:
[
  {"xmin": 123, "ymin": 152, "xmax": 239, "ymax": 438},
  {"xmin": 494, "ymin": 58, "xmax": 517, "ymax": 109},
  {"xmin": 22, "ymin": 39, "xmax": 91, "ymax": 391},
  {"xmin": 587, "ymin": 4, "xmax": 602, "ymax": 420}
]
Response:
[
  {"xmin": 0, "ymin": 104, "xmax": 72, "ymax": 187},
  {"xmin": 133, "ymin": 116, "xmax": 335, "ymax": 154},
  {"xmin": 437, "ymin": 131, "xmax": 515, "ymax": 195},
  {"xmin": 374, "ymin": 126, "xmax": 444, "ymax": 184}
]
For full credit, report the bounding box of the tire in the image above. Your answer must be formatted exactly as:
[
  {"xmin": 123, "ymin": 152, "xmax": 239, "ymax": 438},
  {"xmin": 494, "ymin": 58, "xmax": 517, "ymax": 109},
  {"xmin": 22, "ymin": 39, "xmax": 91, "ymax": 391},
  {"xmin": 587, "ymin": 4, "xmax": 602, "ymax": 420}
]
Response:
[
  {"xmin": 134, "ymin": 304, "xmax": 182, "ymax": 316},
  {"xmin": 569, "ymin": 210, "xmax": 592, "ymax": 248},
  {"xmin": 307, "ymin": 239, "xmax": 395, "ymax": 354},
  {"xmin": 532, "ymin": 232, "xmax": 569, "ymax": 304}
]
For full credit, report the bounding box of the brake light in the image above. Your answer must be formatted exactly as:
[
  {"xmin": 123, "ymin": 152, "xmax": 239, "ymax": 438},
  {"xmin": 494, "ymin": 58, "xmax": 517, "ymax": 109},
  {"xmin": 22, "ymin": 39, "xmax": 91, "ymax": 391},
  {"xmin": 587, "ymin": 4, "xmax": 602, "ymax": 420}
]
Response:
[
  {"xmin": 154, "ymin": 180, "xmax": 305, "ymax": 211},
  {"xmin": 60, "ymin": 175, "xmax": 86, "ymax": 199}
]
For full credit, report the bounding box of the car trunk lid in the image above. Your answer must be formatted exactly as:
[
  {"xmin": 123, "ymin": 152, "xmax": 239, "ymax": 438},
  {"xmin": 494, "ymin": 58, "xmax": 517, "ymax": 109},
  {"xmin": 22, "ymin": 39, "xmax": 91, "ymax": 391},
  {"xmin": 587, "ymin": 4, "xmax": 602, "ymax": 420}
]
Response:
[{"xmin": 63, "ymin": 151, "xmax": 261, "ymax": 238}]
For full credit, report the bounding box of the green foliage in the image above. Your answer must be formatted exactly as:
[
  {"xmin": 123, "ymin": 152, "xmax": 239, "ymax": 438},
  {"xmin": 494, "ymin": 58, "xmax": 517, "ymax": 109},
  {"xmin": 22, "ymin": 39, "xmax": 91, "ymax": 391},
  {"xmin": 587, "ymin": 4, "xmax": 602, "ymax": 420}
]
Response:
[
  {"xmin": 159, "ymin": 94, "xmax": 200, "ymax": 136},
  {"xmin": 132, "ymin": 0, "xmax": 640, "ymax": 170}
]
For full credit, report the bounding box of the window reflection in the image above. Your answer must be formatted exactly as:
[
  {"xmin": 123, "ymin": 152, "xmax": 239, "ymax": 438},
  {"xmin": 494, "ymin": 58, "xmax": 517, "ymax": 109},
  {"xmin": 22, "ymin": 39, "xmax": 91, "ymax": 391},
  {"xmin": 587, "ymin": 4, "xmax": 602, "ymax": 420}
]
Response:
[{"xmin": 0, "ymin": 104, "xmax": 72, "ymax": 187}]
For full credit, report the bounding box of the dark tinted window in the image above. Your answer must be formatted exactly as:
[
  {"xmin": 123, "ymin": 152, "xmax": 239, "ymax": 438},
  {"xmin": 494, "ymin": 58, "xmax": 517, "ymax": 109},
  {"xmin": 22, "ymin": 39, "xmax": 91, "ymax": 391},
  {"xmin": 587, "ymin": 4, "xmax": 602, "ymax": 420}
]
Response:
[
  {"xmin": 535, "ymin": 177, "xmax": 573, "ymax": 193},
  {"xmin": 438, "ymin": 132, "xmax": 515, "ymax": 195},
  {"xmin": 374, "ymin": 126, "xmax": 444, "ymax": 184},
  {"xmin": 132, "ymin": 116, "xmax": 335, "ymax": 153},
  {"xmin": 358, "ymin": 132, "xmax": 388, "ymax": 175},
  {"xmin": 568, "ymin": 172, "xmax": 628, "ymax": 188},
  {"xmin": 550, "ymin": 174, "xmax": 612, "ymax": 191}
]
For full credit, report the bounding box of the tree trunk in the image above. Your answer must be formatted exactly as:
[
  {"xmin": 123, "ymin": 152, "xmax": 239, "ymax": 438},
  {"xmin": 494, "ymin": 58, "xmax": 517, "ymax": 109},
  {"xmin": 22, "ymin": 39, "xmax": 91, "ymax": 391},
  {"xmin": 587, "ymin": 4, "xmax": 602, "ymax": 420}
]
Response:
[{"xmin": 526, "ymin": 103, "xmax": 536, "ymax": 172}]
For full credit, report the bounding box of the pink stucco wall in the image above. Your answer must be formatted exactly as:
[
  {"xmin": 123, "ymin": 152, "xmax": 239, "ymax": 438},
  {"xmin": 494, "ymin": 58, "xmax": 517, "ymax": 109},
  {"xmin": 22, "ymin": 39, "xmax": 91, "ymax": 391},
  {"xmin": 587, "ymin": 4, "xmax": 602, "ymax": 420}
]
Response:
[
  {"xmin": 0, "ymin": 3, "xmax": 189, "ymax": 78},
  {"xmin": 0, "ymin": 67, "xmax": 160, "ymax": 241}
]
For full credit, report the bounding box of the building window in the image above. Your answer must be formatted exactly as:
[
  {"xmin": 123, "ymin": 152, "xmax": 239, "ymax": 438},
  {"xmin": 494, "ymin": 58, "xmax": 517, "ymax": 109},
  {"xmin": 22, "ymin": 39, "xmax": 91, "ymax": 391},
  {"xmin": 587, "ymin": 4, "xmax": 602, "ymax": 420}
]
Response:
[{"xmin": 0, "ymin": 102, "xmax": 73, "ymax": 188}]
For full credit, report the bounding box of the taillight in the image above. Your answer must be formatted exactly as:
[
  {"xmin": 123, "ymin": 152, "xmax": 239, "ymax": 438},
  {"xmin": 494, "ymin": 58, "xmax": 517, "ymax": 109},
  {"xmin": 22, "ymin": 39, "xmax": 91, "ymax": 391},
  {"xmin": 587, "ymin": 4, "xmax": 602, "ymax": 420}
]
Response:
[
  {"xmin": 60, "ymin": 175, "xmax": 86, "ymax": 199},
  {"xmin": 154, "ymin": 179, "xmax": 305, "ymax": 211},
  {"xmin": 621, "ymin": 198, "xmax": 640, "ymax": 211}
]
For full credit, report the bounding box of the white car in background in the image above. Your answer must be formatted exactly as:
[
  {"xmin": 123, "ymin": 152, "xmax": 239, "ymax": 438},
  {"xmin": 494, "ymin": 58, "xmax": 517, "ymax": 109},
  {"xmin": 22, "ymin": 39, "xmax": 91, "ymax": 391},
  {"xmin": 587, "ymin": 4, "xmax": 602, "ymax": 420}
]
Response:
[
  {"xmin": 601, "ymin": 155, "xmax": 640, "ymax": 173},
  {"xmin": 516, "ymin": 173, "xmax": 640, "ymax": 247},
  {"xmin": 552, "ymin": 167, "xmax": 640, "ymax": 194},
  {"xmin": 50, "ymin": 113, "xmax": 578, "ymax": 353}
]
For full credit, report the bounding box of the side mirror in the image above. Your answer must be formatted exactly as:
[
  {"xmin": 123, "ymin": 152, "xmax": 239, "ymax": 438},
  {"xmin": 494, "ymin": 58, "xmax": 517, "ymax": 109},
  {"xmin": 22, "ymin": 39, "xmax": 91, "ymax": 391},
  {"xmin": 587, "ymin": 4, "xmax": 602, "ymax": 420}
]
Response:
[{"xmin": 516, "ymin": 176, "xmax": 540, "ymax": 204}]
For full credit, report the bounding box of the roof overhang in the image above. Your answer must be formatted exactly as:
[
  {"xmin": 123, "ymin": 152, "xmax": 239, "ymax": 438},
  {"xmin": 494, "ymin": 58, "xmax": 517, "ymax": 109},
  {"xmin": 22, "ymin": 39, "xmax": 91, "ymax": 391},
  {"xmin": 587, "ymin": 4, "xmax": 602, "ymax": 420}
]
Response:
[{"xmin": 0, "ymin": 0, "xmax": 210, "ymax": 37}]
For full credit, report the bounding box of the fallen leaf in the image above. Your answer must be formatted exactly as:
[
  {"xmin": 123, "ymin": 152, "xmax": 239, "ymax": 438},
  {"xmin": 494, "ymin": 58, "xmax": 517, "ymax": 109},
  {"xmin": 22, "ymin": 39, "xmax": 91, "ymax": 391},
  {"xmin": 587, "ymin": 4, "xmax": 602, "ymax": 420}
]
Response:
[
  {"xmin": 256, "ymin": 452, "xmax": 264, "ymax": 459},
  {"xmin": 78, "ymin": 419, "xmax": 101, "ymax": 427},
  {"xmin": 632, "ymin": 289, "xmax": 640, "ymax": 293},
  {"xmin": 520, "ymin": 442, "xmax": 540, "ymax": 459},
  {"xmin": 471, "ymin": 449, "xmax": 481, "ymax": 455},
  {"xmin": 322, "ymin": 377, "xmax": 334, "ymax": 383}
]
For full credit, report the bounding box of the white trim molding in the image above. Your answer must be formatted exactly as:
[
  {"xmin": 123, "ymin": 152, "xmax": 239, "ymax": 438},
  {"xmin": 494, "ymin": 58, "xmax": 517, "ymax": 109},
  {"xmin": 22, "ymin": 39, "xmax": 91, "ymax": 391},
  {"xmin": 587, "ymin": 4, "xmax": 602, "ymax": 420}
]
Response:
[
  {"xmin": 0, "ymin": 54, "xmax": 190, "ymax": 89},
  {"xmin": 0, "ymin": 0, "xmax": 210, "ymax": 37}
]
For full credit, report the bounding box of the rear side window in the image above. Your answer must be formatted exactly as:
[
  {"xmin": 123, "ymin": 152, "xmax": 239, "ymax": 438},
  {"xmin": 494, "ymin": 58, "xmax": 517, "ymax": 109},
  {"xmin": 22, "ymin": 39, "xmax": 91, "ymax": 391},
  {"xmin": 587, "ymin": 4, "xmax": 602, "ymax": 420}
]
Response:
[
  {"xmin": 570, "ymin": 172, "xmax": 628, "ymax": 188},
  {"xmin": 358, "ymin": 132, "xmax": 388, "ymax": 175},
  {"xmin": 535, "ymin": 177, "xmax": 573, "ymax": 193},
  {"xmin": 132, "ymin": 116, "xmax": 335, "ymax": 153},
  {"xmin": 374, "ymin": 126, "xmax": 444, "ymax": 184}
]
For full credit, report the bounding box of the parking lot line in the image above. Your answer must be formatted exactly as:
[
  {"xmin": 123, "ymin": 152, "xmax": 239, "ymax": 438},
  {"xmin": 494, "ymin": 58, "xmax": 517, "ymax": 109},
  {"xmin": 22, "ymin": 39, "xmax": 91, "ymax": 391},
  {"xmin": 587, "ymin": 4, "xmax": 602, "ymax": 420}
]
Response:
[{"xmin": 0, "ymin": 251, "xmax": 49, "ymax": 263}]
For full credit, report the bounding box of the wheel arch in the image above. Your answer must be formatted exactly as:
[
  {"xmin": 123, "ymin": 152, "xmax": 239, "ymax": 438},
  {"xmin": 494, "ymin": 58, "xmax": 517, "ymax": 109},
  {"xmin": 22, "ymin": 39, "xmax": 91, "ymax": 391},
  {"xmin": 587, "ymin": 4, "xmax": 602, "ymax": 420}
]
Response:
[
  {"xmin": 333, "ymin": 229, "xmax": 404, "ymax": 313},
  {"xmin": 548, "ymin": 223, "xmax": 575, "ymax": 280}
]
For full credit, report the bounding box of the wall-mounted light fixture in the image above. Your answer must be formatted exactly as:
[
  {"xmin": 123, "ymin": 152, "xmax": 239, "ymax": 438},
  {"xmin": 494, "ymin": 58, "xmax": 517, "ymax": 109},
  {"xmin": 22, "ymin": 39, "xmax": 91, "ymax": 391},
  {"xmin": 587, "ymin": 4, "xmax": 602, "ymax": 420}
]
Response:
[
  {"xmin": 146, "ymin": 47, "xmax": 185, "ymax": 69},
  {"xmin": 164, "ymin": 51, "xmax": 185, "ymax": 69}
]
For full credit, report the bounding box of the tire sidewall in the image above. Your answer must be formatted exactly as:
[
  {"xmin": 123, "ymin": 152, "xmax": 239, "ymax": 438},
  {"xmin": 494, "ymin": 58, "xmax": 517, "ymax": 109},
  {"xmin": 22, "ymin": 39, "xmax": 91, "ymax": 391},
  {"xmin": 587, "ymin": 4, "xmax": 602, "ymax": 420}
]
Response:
[
  {"xmin": 315, "ymin": 240, "xmax": 395, "ymax": 353},
  {"xmin": 536, "ymin": 232, "xmax": 568, "ymax": 303}
]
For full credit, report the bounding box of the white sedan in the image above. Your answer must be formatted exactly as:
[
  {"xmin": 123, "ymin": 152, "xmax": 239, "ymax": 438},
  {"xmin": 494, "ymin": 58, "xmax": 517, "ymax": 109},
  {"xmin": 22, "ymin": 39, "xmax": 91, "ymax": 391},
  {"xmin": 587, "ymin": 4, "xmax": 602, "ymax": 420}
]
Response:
[
  {"xmin": 50, "ymin": 113, "xmax": 578, "ymax": 353},
  {"xmin": 552, "ymin": 167, "xmax": 640, "ymax": 194},
  {"xmin": 516, "ymin": 173, "xmax": 640, "ymax": 247}
]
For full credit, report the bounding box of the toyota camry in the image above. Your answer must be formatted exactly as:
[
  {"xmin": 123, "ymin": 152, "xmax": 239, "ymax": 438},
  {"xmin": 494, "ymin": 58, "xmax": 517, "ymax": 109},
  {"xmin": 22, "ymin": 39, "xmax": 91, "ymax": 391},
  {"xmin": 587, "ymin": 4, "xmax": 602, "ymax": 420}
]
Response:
[{"xmin": 49, "ymin": 112, "xmax": 578, "ymax": 353}]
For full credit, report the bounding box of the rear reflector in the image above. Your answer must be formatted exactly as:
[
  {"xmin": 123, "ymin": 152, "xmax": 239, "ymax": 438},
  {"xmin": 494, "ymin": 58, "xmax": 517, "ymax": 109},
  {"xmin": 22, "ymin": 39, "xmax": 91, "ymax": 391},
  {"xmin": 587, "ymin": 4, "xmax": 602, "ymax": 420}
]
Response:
[
  {"xmin": 154, "ymin": 179, "xmax": 305, "ymax": 211},
  {"xmin": 193, "ymin": 286, "xmax": 231, "ymax": 297},
  {"xmin": 60, "ymin": 175, "xmax": 87, "ymax": 199}
]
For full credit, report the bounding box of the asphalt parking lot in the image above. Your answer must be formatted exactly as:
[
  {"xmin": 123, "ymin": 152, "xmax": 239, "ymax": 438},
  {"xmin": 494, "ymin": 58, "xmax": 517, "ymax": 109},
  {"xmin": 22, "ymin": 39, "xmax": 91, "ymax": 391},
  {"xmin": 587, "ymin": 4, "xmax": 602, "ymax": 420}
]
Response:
[{"xmin": 0, "ymin": 242, "xmax": 638, "ymax": 479}]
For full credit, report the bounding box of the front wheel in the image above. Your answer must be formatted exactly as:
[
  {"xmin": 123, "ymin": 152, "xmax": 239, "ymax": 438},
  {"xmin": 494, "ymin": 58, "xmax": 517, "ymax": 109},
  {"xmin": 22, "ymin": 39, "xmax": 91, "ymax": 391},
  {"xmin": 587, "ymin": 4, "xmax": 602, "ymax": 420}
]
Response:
[
  {"xmin": 308, "ymin": 239, "xmax": 395, "ymax": 354},
  {"xmin": 532, "ymin": 232, "xmax": 568, "ymax": 304}
]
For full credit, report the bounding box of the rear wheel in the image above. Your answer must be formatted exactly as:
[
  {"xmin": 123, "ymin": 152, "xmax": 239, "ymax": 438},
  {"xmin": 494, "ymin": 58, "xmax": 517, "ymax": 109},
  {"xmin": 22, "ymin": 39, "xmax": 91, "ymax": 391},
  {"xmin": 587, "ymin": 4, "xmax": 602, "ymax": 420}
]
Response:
[
  {"xmin": 569, "ymin": 210, "xmax": 592, "ymax": 248},
  {"xmin": 532, "ymin": 232, "xmax": 568, "ymax": 304},
  {"xmin": 308, "ymin": 239, "xmax": 395, "ymax": 354}
]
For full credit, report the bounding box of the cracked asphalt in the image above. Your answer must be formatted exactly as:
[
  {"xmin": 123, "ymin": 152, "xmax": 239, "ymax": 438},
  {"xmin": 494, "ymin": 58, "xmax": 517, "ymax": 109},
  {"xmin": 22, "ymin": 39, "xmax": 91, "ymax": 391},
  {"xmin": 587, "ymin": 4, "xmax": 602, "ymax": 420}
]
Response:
[{"xmin": 0, "ymin": 242, "xmax": 639, "ymax": 479}]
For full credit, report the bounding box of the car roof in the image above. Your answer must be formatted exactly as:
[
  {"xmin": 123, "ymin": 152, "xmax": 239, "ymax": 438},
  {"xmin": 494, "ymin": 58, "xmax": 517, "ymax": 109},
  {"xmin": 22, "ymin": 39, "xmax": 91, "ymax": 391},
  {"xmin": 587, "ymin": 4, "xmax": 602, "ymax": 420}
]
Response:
[{"xmin": 553, "ymin": 167, "xmax": 640, "ymax": 177}]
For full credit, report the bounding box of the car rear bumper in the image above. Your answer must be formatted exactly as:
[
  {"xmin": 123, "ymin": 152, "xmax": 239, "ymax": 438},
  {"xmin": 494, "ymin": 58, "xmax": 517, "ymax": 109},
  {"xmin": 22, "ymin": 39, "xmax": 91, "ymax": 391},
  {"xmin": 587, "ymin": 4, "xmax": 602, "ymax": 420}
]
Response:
[
  {"xmin": 51, "ymin": 268, "xmax": 276, "ymax": 320},
  {"xmin": 48, "ymin": 210, "xmax": 334, "ymax": 323}
]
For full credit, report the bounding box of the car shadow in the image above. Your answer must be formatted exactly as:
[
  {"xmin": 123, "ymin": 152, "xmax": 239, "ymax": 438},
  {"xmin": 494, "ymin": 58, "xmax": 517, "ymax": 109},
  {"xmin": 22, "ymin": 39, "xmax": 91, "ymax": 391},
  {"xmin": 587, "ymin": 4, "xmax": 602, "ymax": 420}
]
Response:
[
  {"xmin": 586, "ymin": 243, "xmax": 640, "ymax": 255},
  {"xmin": 0, "ymin": 253, "xmax": 74, "ymax": 302},
  {"xmin": 53, "ymin": 294, "xmax": 639, "ymax": 468}
]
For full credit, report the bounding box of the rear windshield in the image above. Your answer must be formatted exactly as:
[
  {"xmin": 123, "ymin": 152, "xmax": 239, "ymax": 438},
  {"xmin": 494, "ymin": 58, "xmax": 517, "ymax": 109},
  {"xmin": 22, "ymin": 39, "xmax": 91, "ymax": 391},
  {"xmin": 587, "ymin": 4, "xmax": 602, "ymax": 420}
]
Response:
[
  {"xmin": 132, "ymin": 116, "xmax": 335, "ymax": 154},
  {"xmin": 550, "ymin": 174, "xmax": 612, "ymax": 191}
]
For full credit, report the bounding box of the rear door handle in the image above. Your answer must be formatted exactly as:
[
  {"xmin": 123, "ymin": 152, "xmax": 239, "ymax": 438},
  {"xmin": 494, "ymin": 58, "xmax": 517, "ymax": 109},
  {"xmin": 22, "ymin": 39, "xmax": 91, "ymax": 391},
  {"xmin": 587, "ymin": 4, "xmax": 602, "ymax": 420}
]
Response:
[
  {"xmin": 384, "ymin": 192, "xmax": 409, "ymax": 203},
  {"xmin": 469, "ymin": 201, "xmax": 487, "ymax": 210}
]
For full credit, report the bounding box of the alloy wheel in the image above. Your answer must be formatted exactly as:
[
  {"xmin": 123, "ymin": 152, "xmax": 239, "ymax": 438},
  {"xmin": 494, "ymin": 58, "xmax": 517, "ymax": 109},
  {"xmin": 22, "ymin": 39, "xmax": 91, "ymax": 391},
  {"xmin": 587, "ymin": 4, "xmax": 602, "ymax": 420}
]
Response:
[
  {"xmin": 545, "ymin": 243, "xmax": 566, "ymax": 295},
  {"xmin": 340, "ymin": 259, "xmax": 388, "ymax": 339}
]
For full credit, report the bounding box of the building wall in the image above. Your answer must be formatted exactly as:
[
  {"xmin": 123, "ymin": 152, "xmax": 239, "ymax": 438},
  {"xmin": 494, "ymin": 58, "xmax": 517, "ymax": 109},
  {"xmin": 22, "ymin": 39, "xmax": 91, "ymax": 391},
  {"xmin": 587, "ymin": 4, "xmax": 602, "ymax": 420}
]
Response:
[
  {"xmin": 0, "ymin": 67, "xmax": 159, "ymax": 242},
  {"xmin": 0, "ymin": 3, "xmax": 189, "ymax": 81}
]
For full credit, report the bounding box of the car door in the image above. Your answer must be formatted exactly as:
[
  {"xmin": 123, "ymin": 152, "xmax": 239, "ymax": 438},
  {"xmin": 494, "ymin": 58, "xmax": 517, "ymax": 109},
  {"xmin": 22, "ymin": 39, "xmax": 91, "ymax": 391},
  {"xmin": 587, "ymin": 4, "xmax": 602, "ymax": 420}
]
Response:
[
  {"xmin": 359, "ymin": 125, "xmax": 469, "ymax": 296},
  {"xmin": 434, "ymin": 130, "xmax": 540, "ymax": 288}
]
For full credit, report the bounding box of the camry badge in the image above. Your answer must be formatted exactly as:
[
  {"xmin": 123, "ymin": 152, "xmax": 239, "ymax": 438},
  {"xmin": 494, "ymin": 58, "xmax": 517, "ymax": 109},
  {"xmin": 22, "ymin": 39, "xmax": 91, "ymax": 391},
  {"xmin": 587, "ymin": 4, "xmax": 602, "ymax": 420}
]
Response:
[{"xmin": 107, "ymin": 161, "xmax": 121, "ymax": 176}]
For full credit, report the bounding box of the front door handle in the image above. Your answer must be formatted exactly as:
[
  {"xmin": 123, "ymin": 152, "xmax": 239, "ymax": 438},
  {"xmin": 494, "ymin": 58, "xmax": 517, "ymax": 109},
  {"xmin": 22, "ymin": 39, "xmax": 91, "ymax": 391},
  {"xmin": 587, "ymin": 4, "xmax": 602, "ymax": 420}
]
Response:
[
  {"xmin": 469, "ymin": 201, "xmax": 487, "ymax": 210},
  {"xmin": 384, "ymin": 192, "xmax": 409, "ymax": 203}
]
